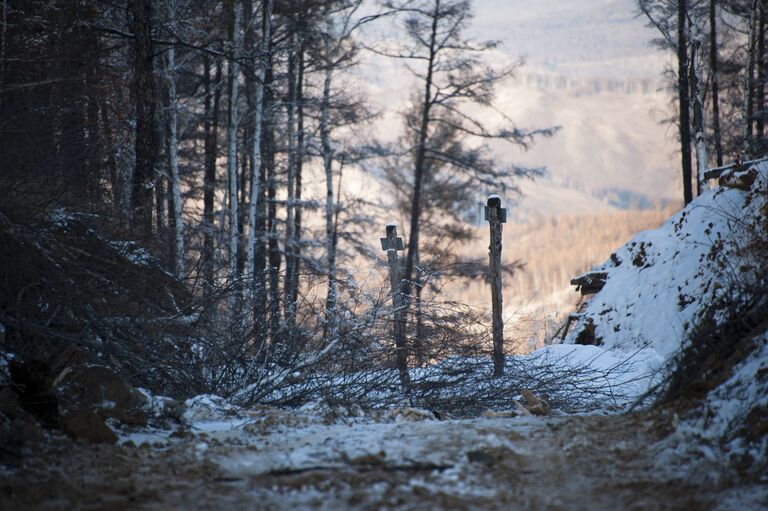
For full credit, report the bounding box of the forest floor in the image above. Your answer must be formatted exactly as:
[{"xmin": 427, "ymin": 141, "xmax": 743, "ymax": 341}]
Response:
[{"xmin": 2, "ymin": 405, "xmax": 764, "ymax": 511}]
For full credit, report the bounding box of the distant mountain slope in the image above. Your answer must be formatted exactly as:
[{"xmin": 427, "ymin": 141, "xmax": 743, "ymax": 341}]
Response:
[
  {"xmin": 495, "ymin": 84, "xmax": 679, "ymax": 208},
  {"xmin": 360, "ymin": 0, "xmax": 678, "ymax": 217}
]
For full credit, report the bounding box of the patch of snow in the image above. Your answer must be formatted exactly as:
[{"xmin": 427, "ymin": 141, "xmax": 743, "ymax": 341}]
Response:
[
  {"xmin": 525, "ymin": 344, "xmax": 664, "ymax": 404},
  {"xmin": 659, "ymin": 333, "xmax": 768, "ymax": 483},
  {"xmin": 560, "ymin": 163, "xmax": 768, "ymax": 401},
  {"xmin": 184, "ymin": 394, "xmax": 245, "ymax": 423}
]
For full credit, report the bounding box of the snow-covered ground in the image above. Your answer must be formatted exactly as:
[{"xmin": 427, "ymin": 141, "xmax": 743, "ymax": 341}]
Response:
[
  {"xmin": 563, "ymin": 163, "xmax": 768, "ymax": 380},
  {"xmin": 7, "ymin": 395, "xmax": 761, "ymax": 510}
]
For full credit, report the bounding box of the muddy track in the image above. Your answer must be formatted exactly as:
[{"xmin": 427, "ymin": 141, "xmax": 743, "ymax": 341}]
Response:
[{"xmin": 0, "ymin": 412, "xmax": 757, "ymax": 510}]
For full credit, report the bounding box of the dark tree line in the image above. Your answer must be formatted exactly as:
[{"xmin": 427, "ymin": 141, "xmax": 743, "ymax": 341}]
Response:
[
  {"xmin": 640, "ymin": 0, "xmax": 768, "ymax": 204},
  {"xmin": 0, "ymin": 0, "xmax": 550, "ymax": 389}
]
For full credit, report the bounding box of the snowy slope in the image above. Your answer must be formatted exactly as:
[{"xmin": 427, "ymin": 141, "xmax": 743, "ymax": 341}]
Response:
[
  {"xmin": 563, "ymin": 163, "xmax": 768, "ymax": 361},
  {"xmin": 662, "ymin": 333, "xmax": 768, "ymax": 474}
]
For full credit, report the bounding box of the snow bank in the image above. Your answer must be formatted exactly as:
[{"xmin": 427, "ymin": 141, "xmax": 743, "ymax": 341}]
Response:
[
  {"xmin": 562, "ymin": 162, "xmax": 768, "ymax": 380},
  {"xmin": 659, "ymin": 333, "xmax": 768, "ymax": 483},
  {"xmin": 525, "ymin": 344, "xmax": 664, "ymax": 402}
]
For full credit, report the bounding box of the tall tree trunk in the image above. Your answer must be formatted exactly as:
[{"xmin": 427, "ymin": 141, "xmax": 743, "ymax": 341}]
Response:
[
  {"xmin": 225, "ymin": 0, "xmax": 242, "ymax": 310},
  {"xmin": 400, "ymin": 0, "xmax": 441, "ymax": 382},
  {"xmin": 321, "ymin": 63, "xmax": 337, "ymax": 336},
  {"xmin": 678, "ymin": 0, "xmax": 693, "ymax": 205},
  {"xmin": 237, "ymin": 127, "xmax": 248, "ymax": 277},
  {"xmin": 165, "ymin": 0, "xmax": 184, "ymax": 277},
  {"xmin": 101, "ymin": 99, "xmax": 120, "ymax": 211},
  {"xmin": 291, "ymin": 47, "xmax": 305, "ymax": 316},
  {"xmin": 413, "ymin": 249, "xmax": 425, "ymax": 365},
  {"xmin": 262, "ymin": 30, "xmax": 280, "ymax": 345},
  {"xmin": 84, "ymin": 28, "xmax": 102, "ymax": 210},
  {"xmin": 203, "ymin": 57, "xmax": 222, "ymax": 291},
  {"xmin": 757, "ymin": 6, "xmax": 766, "ymax": 146},
  {"xmin": 0, "ymin": 0, "xmax": 7, "ymax": 111},
  {"xmin": 710, "ymin": 0, "xmax": 723, "ymax": 166},
  {"xmin": 744, "ymin": 0, "xmax": 759, "ymax": 156},
  {"xmin": 246, "ymin": 0, "xmax": 272, "ymax": 335},
  {"xmin": 130, "ymin": 0, "xmax": 158, "ymax": 235},
  {"xmin": 690, "ymin": 39, "xmax": 708, "ymax": 196},
  {"xmin": 155, "ymin": 167, "xmax": 166, "ymax": 232},
  {"xmin": 284, "ymin": 36, "xmax": 298, "ymax": 327}
]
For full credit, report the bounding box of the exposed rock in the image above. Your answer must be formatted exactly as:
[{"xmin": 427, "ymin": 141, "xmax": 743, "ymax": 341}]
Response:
[
  {"xmin": 574, "ymin": 318, "xmax": 600, "ymax": 346},
  {"xmin": 718, "ymin": 167, "xmax": 758, "ymax": 191},
  {"xmin": 347, "ymin": 451, "xmax": 387, "ymax": 466},
  {"xmin": 61, "ymin": 409, "xmax": 118, "ymax": 444},
  {"xmin": 571, "ymin": 271, "xmax": 608, "ymax": 296}
]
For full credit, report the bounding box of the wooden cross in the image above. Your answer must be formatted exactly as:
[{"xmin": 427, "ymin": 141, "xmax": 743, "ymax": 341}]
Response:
[{"xmin": 382, "ymin": 224, "xmax": 408, "ymax": 386}]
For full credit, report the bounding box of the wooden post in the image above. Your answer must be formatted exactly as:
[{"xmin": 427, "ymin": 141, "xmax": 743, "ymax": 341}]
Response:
[
  {"xmin": 485, "ymin": 196, "xmax": 506, "ymax": 377},
  {"xmin": 381, "ymin": 224, "xmax": 409, "ymax": 387}
]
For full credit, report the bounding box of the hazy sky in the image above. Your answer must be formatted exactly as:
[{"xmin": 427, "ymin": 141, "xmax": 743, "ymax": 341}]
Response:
[
  {"xmin": 356, "ymin": 0, "xmax": 678, "ymax": 210},
  {"xmin": 469, "ymin": 0, "xmax": 664, "ymax": 79}
]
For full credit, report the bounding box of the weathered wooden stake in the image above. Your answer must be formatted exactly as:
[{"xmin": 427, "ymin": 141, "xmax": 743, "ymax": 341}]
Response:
[
  {"xmin": 485, "ymin": 196, "xmax": 506, "ymax": 377},
  {"xmin": 381, "ymin": 224, "xmax": 409, "ymax": 386}
]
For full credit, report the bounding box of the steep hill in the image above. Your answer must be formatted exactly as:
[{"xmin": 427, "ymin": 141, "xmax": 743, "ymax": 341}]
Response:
[{"xmin": 561, "ymin": 162, "xmax": 768, "ymax": 477}]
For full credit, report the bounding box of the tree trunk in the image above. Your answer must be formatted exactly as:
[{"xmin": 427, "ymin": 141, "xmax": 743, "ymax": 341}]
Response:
[
  {"xmin": 690, "ymin": 39, "xmax": 708, "ymax": 196},
  {"xmin": 165, "ymin": 0, "xmax": 184, "ymax": 277},
  {"xmin": 757, "ymin": 7, "xmax": 766, "ymax": 147},
  {"xmin": 0, "ymin": 0, "xmax": 7, "ymax": 111},
  {"xmin": 710, "ymin": 0, "xmax": 723, "ymax": 166},
  {"xmin": 225, "ymin": 0, "xmax": 242, "ymax": 309},
  {"xmin": 245, "ymin": 0, "xmax": 271, "ymax": 336},
  {"xmin": 262, "ymin": 31, "xmax": 280, "ymax": 345},
  {"xmin": 414, "ymin": 250, "xmax": 425, "ymax": 365},
  {"xmin": 322, "ymin": 63, "xmax": 337, "ymax": 336},
  {"xmin": 401, "ymin": 0, "xmax": 440, "ymax": 322},
  {"xmin": 130, "ymin": 0, "xmax": 157, "ymax": 235},
  {"xmin": 292, "ymin": 47, "xmax": 305, "ymax": 317},
  {"xmin": 284, "ymin": 35, "xmax": 298, "ymax": 327},
  {"xmin": 386, "ymin": 225, "xmax": 409, "ymax": 387},
  {"xmin": 678, "ymin": 0, "xmax": 693, "ymax": 205},
  {"xmin": 744, "ymin": 0, "xmax": 759, "ymax": 157},
  {"xmin": 203, "ymin": 57, "xmax": 222, "ymax": 291}
]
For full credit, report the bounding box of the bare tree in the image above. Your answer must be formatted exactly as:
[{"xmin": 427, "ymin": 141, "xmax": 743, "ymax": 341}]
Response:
[
  {"xmin": 225, "ymin": 0, "xmax": 243, "ymax": 312},
  {"xmin": 245, "ymin": 0, "xmax": 273, "ymax": 328},
  {"xmin": 379, "ymin": 0, "xmax": 555, "ymax": 379},
  {"xmin": 710, "ymin": 0, "xmax": 724, "ymax": 166},
  {"xmin": 163, "ymin": 0, "xmax": 184, "ymax": 277},
  {"xmin": 203, "ymin": 56, "xmax": 223, "ymax": 292},
  {"xmin": 678, "ymin": 0, "xmax": 694, "ymax": 204},
  {"xmin": 130, "ymin": 0, "xmax": 159, "ymax": 235},
  {"xmin": 690, "ymin": 39, "xmax": 709, "ymax": 194}
]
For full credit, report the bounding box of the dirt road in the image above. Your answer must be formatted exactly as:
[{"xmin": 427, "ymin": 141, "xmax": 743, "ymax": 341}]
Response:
[{"xmin": 1, "ymin": 409, "xmax": 763, "ymax": 510}]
